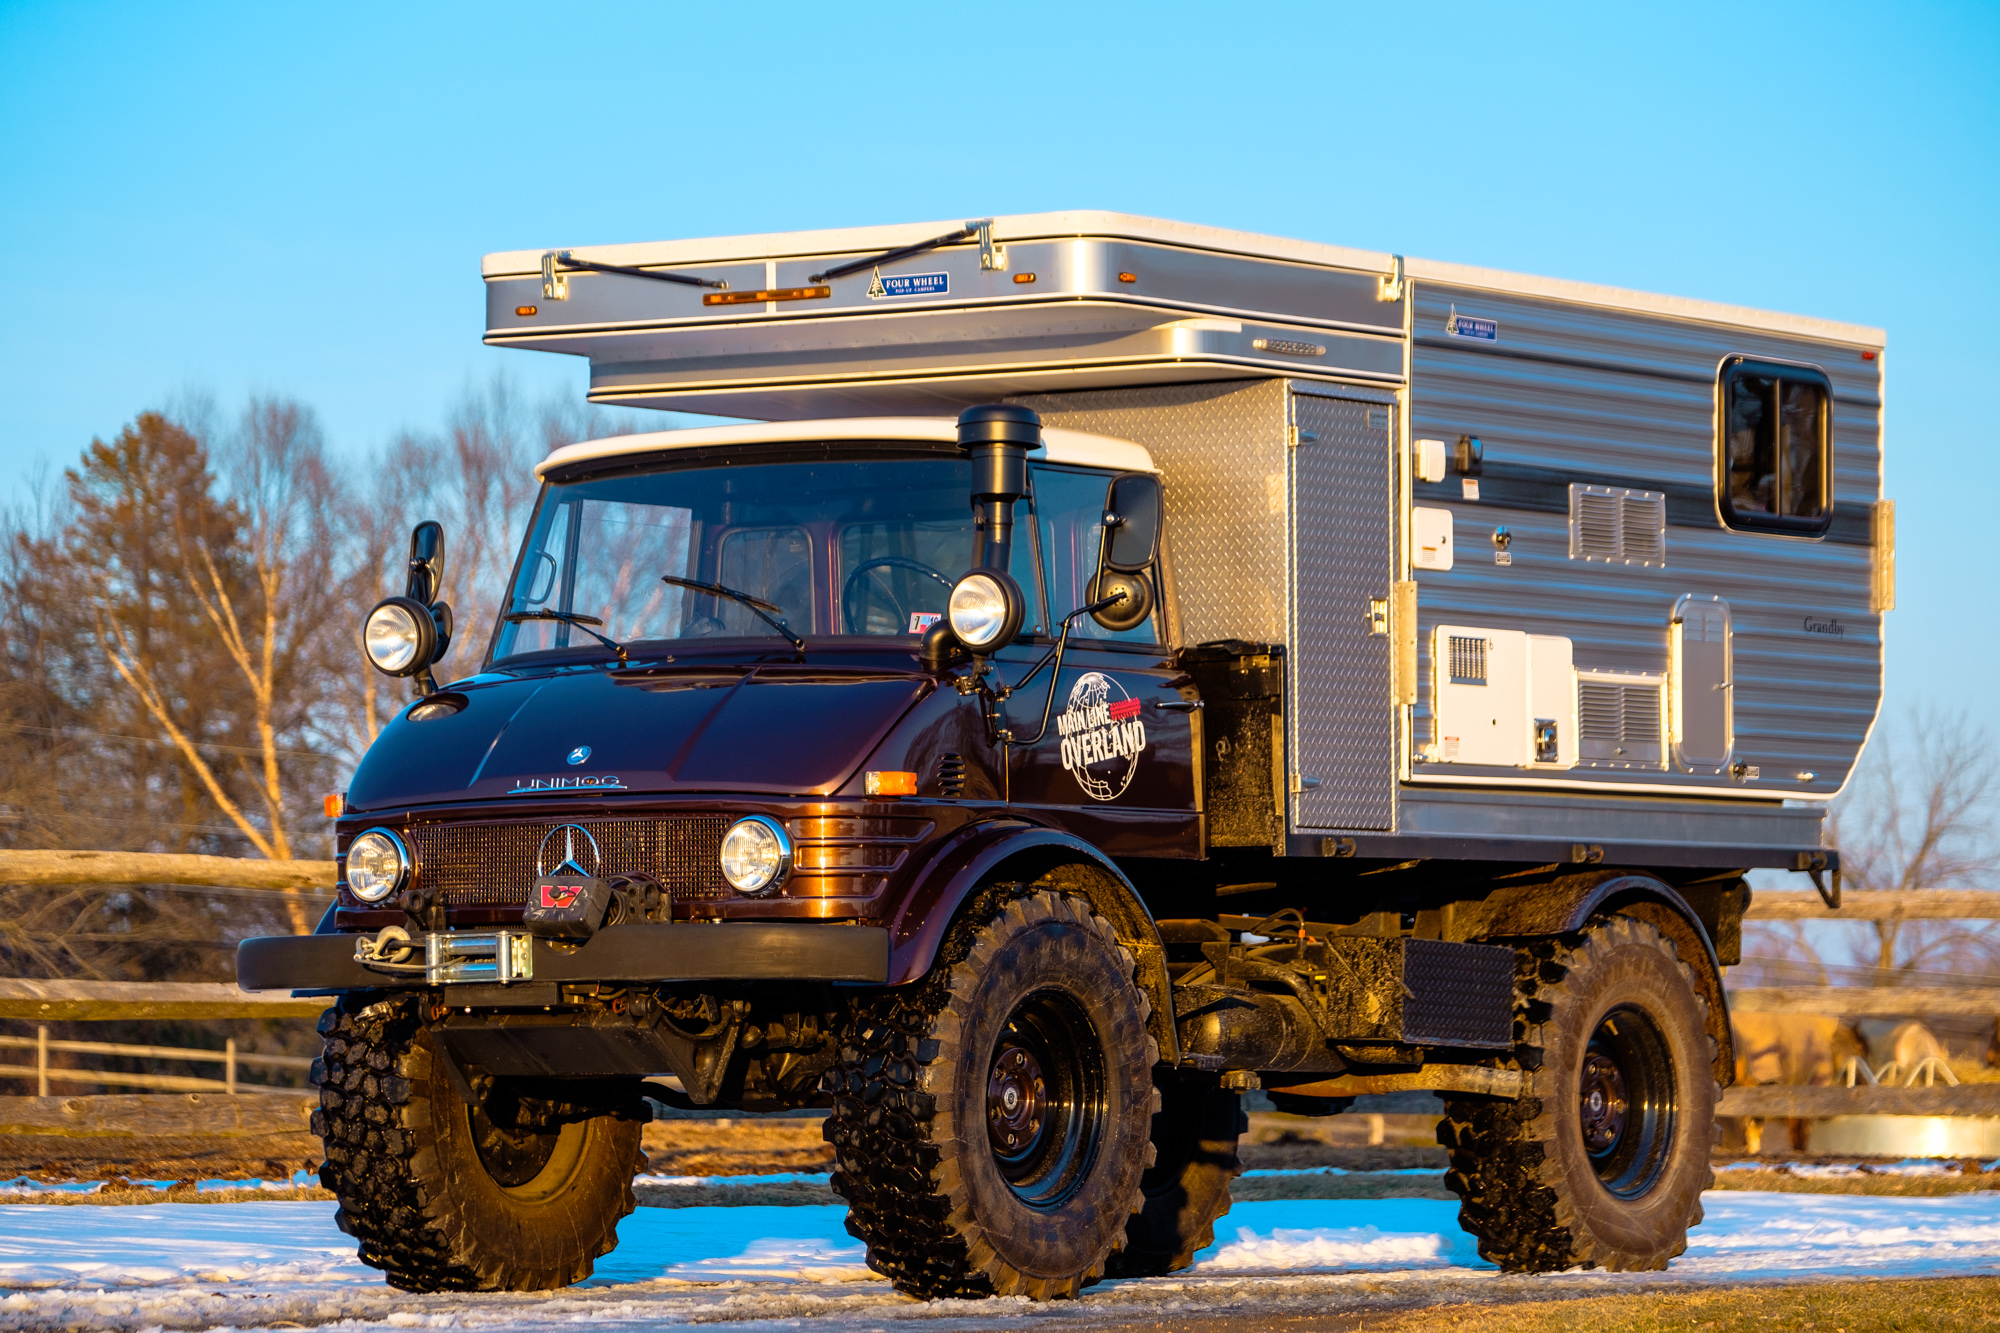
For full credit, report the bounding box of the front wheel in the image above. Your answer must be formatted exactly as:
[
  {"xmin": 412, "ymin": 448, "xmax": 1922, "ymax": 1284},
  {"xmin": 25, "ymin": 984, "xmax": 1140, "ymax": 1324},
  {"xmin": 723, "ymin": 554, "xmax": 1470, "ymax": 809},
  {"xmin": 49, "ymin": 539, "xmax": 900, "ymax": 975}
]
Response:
[
  {"xmin": 312, "ymin": 998, "xmax": 646, "ymax": 1292},
  {"xmin": 1439, "ymin": 916, "xmax": 1718, "ymax": 1272},
  {"xmin": 824, "ymin": 889, "xmax": 1159, "ymax": 1300}
]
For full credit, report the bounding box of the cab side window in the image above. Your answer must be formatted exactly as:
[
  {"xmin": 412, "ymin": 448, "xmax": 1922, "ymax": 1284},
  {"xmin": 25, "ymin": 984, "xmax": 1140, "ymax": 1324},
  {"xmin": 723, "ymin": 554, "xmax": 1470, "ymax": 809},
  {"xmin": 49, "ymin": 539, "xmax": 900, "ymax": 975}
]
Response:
[
  {"xmin": 1719, "ymin": 357, "xmax": 1831, "ymax": 535},
  {"xmin": 1031, "ymin": 465, "xmax": 1160, "ymax": 645}
]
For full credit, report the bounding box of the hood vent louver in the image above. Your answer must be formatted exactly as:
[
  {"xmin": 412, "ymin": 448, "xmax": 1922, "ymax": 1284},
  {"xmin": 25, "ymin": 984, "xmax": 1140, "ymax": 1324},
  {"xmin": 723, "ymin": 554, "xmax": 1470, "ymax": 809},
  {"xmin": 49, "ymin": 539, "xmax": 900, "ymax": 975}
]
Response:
[{"xmin": 936, "ymin": 753, "xmax": 967, "ymax": 798}]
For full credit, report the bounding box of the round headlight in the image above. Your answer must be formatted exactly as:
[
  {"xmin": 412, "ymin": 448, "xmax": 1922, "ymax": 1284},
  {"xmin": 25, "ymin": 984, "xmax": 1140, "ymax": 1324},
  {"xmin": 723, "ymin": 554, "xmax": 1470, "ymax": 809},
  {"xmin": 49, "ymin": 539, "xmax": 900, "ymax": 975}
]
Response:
[
  {"xmin": 947, "ymin": 570, "xmax": 1024, "ymax": 651},
  {"xmin": 364, "ymin": 597, "xmax": 434, "ymax": 676},
  {"xmin": 719, "ymin": 816, "xmax": 792, "ymax": 896},
  {"xmin": 345, "ymin": 828, "xmax": 410, "ymax": 903}
]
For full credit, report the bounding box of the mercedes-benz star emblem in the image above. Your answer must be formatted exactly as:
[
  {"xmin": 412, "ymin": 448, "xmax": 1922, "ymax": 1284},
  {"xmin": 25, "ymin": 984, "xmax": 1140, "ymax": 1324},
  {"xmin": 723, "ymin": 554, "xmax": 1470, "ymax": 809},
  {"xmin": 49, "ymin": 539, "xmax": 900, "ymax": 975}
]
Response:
[
  {"xmin": 536, "ymin": 824, "xmax": 602, "ymax": 877},
  {"xmin": 567, "ymin": 745, "xmax": 591, "ymax": 765}
]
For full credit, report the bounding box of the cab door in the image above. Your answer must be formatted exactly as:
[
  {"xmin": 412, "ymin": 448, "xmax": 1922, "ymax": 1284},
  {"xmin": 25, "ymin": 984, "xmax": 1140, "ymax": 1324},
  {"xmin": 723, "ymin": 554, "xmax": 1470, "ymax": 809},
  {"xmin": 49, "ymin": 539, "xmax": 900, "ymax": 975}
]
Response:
[{"xmin": 999, "ymin": 465, "xmax": 1199, "ymax": 858}]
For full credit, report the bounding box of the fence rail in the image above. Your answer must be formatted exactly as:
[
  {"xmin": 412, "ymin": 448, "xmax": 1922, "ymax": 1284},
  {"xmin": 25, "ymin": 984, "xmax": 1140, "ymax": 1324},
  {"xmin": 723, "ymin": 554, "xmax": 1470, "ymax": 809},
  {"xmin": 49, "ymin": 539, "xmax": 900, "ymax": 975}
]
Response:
[
  {"xmin": 0, "ymin": 850, "xmax": 335, "ymax": 891},
  {"xmin": 1726, "ymin": 986, "xmax": 2000, "ymax": 1017},
  {"xmin": 0, "ymin": 980, "xmax": 328, "ymax": 1021},
  {"xmin": 1746, "ymin": 889, "xmax": 2000, "ymax": 921}
]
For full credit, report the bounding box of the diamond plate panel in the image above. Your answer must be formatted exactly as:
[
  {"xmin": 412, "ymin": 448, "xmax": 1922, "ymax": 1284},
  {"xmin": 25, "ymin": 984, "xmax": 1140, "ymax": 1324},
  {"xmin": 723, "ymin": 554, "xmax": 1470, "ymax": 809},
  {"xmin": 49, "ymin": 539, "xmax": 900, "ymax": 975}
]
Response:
[
  {"xmin": 1010, "ymin": 382, "xmax": 1291, "ymax": 645},
  {"xmin": 1290, "ymin": 391, "xmax": 1396, "ymax": 830}
]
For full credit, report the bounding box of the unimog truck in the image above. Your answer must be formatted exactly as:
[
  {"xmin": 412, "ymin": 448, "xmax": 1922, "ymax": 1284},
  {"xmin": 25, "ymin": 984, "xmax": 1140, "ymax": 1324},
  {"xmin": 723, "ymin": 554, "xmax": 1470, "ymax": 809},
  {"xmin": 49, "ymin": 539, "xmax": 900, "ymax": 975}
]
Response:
[{"xmin": 238, "ymin": 212, "xmax": 1887, "ymax": 1297}]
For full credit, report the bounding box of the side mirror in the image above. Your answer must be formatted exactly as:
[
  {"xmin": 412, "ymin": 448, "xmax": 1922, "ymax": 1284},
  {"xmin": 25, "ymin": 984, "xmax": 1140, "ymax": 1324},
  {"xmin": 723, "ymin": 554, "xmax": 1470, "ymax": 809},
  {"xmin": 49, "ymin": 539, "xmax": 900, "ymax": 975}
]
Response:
[
  {"xmin": 1101, "ymin": 473, "xmax": 1161, "ymax": 572},
  {"xmin": 364, "ymin": 521, "xmax": 454, "ymax": 695}
]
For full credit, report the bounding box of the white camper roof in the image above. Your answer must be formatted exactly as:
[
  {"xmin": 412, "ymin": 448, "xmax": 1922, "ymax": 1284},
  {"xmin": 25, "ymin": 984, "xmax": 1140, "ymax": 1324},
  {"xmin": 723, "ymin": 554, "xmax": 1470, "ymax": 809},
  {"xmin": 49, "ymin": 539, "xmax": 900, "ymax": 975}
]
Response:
[
  {"xmin": 485, "ymin": 210, "xmax": 1884, "ymax": 346},
  {"xmin": 537, "ymin": 416, "xmax": 1156, "ymax": 479}
]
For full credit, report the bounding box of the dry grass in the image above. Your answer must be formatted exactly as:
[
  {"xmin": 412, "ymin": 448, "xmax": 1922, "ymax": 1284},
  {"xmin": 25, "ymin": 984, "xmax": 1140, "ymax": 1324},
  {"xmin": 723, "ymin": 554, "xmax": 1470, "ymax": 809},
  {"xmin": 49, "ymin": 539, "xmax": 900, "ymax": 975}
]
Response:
[
  {"xmin": 1711, "ymin": 1166, "xmax": 1999, "ymax": 1197},
  {"xmin": 1357, "ymin": 1276, "xmax": 2000, "ymax": 1333},
  {"xmin": 641, "ymin": 1115, "xmax": 833, "ymax": 1177},
  {"xmin": 3, "ymin": 1179, "xmax": 332, "ymax": 1204}
]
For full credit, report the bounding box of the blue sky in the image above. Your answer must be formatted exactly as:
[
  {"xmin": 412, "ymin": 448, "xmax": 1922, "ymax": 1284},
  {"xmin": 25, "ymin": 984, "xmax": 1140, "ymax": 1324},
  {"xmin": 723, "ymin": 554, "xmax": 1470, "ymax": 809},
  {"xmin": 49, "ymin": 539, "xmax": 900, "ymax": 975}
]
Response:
[{"xmin": 2, "ymin": 0, "xmax": 1995, "ymax": 741}]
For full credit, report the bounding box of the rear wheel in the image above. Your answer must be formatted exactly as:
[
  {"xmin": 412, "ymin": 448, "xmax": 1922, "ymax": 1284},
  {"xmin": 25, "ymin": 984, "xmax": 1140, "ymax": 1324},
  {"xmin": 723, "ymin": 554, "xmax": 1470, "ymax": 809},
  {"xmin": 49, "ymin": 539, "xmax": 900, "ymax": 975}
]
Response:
[
  {"xmin": 1106, "ymin": 1071, "xmax": 1244, "ymax": 1276},
  {"xmin": 823, "ymin": 889, "xmax": 1159, "ymax": 1300},
  {"xmin": 1438, "ymin": 916, "xmax": 1718, "ymax": 1272},
  {"xmin": 312, "ymin": 997, "xmax": 646, "ymax": 1292}
]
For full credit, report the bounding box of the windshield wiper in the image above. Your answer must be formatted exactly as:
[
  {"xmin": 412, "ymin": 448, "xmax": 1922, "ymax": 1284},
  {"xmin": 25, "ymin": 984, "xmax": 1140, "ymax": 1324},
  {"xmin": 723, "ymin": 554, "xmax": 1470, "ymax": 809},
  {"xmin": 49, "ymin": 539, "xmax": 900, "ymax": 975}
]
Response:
[
  {"xmin": 503, "ymin": 611, "xmax": 629, "ymax": 665},
  {"xmin": 660, "ymin": 575, "xmax": 806, "ymax": 654}
]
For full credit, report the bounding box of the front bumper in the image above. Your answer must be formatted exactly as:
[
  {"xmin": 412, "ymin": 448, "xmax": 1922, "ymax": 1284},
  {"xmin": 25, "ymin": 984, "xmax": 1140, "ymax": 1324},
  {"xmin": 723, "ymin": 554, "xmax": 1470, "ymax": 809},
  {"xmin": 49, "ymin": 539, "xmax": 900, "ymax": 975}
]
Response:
[{"xmin": 236, "ymin": 921, "xmax": 891, "ymax": 993}]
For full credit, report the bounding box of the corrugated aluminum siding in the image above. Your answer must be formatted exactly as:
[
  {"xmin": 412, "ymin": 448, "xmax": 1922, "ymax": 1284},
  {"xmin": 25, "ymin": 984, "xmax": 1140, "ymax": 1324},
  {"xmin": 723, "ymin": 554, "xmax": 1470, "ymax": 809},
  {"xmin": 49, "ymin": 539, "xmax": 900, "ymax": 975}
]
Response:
[{"xmin": 1405, "ymin": 283, "xmax": 1884, "ymax": 801}]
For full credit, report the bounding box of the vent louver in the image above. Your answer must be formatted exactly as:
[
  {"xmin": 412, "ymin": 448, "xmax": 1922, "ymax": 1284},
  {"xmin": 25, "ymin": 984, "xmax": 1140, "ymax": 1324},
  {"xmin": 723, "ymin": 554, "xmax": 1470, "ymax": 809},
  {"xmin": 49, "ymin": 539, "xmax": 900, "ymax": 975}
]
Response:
[
  {"xmin": 1447, "ymin": 635, "xmax": 1488, "ymax": 686},
  {"xmin": 1570, "ymin": 484, "xmax": 1666, "ymax": 566},
  {"xmin": 1576, "ymin": 673, "xmax": 1665, "ymax": 768},
  {"xmin": 936, "ymin": 753, "xmax": 967, "ymax": 798}
]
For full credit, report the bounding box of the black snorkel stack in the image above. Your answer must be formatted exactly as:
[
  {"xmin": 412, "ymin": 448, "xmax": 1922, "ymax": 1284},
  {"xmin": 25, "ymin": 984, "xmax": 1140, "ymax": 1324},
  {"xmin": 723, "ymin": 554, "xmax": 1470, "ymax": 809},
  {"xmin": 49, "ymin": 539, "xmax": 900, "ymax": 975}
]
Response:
[{"xmin": 921, "ymin": 405, "xmax": 1039, "ymax": 669}]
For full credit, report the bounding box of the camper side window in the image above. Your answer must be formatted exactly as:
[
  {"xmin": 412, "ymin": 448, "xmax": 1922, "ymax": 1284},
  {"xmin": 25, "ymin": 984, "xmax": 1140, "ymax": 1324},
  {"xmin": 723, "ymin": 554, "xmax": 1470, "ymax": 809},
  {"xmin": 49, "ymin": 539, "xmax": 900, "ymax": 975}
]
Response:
[{"xmin": 1718, "ymin": 357, "xmax": 1832, "ymax": 535}]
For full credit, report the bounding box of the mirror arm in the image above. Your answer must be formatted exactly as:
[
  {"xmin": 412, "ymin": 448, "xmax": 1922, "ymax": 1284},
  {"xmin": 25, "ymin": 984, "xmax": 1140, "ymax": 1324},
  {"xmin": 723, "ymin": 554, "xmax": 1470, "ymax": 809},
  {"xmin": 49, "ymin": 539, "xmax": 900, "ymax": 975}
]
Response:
[{"xmin": 998, "ymin": 593, "xmax": 1126, "ymax": 748}]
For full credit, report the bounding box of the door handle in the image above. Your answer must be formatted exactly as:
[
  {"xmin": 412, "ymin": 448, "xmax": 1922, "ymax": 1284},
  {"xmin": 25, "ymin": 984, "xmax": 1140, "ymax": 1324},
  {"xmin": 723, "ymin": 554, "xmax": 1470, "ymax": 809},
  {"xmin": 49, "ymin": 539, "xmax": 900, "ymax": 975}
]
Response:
[{"xmin": 1156, "ymin": 699, "xmax": 1203, "ymax": 713}]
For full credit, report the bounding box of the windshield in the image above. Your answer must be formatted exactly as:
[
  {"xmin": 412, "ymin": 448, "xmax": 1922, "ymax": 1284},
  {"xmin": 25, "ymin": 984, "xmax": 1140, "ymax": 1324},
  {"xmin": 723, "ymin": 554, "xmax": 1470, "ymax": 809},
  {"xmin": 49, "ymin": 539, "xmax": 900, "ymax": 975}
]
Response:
[{"xmin": 490, "ymin": 452, "xmax": 1045, "ymax": 662}]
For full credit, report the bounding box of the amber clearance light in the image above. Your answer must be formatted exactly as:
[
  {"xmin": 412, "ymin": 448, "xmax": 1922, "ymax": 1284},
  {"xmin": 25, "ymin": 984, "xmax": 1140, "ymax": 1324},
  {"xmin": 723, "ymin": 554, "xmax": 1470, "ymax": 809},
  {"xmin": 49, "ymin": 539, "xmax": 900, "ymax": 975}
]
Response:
[
  {"xmin": 865, "ymin": 771, "xmax": 918, "ymax": 797},
  {"xmin": 704, "ymin": 286, "xmax": 832, "ymax": 306}
]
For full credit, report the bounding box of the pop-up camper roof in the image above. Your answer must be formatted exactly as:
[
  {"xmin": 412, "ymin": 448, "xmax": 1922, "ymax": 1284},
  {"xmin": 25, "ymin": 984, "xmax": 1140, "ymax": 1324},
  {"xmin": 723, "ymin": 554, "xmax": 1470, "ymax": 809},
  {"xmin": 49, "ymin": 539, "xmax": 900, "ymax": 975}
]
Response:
[{"xmin": 482, "ymin": 211, "xmax": 1883, "ymax": 421}]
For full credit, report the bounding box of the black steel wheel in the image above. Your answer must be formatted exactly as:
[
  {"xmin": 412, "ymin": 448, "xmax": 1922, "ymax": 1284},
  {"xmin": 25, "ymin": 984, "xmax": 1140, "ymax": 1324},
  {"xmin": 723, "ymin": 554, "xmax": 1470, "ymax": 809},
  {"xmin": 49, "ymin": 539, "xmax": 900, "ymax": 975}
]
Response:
[
  {"xmin": 823, "ymin": 887, "xmax": 1159, "ymax": 1300},
  {"xmin": 986, "ymin": 993, "xmax": 1109, "ymax": 1206},
  {"xmin": 1438, "ymin": 915, "xmax": 1718, "ymax": 1272},
  {"xmin": 312, "ymin": 997, "xmax": 647, "ymax": 1292}
]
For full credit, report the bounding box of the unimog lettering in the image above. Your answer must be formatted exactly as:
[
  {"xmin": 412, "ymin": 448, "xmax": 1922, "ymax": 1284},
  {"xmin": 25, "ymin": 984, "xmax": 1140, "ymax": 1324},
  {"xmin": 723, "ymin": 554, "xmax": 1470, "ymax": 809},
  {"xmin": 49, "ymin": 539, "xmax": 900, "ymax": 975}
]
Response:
[{"xmin": 240, "ymin": 212, "xmax": 1880, "ymax": 1305}]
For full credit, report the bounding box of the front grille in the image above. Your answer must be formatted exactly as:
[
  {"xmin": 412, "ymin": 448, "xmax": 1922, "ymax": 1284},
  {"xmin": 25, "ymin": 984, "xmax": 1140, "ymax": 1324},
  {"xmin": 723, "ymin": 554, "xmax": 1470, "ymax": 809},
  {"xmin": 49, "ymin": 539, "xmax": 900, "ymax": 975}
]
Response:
[{"xmin": 405, "ymin": 816, "xmax": 730, "ymax": 908}]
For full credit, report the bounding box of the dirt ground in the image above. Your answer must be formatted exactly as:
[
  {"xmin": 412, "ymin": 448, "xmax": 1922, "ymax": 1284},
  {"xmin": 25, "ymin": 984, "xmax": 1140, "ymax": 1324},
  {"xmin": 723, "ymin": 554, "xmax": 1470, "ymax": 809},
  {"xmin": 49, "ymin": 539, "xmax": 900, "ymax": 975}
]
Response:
[{"xmin": 1059, "ymin": 1277, "xmax": 2000, "ymax": 1333}]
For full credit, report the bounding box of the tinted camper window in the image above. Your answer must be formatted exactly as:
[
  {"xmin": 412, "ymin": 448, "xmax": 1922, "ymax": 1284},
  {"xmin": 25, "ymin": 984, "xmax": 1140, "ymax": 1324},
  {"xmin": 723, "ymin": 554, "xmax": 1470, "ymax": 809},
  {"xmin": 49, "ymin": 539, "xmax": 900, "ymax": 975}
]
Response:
[{"xmin": 1719, "ymin": 358, "xmax": 1831, "ymax": 534}]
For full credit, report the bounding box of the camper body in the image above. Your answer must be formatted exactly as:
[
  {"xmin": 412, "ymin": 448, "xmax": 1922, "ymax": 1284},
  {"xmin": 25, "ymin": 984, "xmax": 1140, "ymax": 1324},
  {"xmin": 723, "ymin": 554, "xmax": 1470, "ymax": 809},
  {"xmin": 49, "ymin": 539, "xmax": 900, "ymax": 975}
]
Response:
[{"xmin": 241, "ymin": 214, "xmax": 1884, "ymax": 1299}]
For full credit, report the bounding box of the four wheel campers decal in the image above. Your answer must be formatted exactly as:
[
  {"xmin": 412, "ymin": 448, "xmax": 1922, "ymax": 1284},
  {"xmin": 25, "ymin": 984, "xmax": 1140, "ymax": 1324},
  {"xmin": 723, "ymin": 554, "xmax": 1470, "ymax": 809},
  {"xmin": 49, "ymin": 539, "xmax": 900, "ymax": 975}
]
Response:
[{"xmin": 1056, "ymin": 671, "xmax": 1146, "ymax": 801}]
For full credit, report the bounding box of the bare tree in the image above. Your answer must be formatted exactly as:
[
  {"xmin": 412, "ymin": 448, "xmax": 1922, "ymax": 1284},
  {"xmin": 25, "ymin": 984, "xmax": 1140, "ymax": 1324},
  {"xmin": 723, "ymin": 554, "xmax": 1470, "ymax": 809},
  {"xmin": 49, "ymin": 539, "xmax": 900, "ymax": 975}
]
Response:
[
  {"xmin": 1744, "ymin": 707, "xmax": 2000, "ymax": 988},
  {"xmin": 328, "ymin": 377, "xmax": 648, "ymax": 757},
  {"xmin": 1830, "ymin": 707, "xmax": 2000, "ymax": 981}
]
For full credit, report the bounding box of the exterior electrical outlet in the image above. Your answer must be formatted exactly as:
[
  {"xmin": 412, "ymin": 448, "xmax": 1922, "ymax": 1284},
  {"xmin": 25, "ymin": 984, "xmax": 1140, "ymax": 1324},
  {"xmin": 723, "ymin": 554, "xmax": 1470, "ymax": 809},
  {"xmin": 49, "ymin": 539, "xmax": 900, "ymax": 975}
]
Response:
[{"xmin": 239, "ymin": 211, "xmax": 1886, "ymax": 1303}]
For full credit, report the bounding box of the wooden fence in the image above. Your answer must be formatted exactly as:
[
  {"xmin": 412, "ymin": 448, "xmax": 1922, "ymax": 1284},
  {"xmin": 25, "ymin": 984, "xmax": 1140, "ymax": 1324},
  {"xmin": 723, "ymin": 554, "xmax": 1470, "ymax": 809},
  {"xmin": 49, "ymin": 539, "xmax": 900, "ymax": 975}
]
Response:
[
  {"xmin": 2, "ymin": 856, "xmax": 1998, "ymax": 1122},
  {"xmin": 0, "ymin": 980, "xmax": 325, "ymax": 1097}
]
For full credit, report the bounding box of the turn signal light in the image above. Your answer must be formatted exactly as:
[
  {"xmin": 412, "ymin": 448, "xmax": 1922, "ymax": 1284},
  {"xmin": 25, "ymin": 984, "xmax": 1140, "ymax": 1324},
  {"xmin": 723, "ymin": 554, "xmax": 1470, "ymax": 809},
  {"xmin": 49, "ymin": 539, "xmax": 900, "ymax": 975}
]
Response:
[
  {"xmin": 865, "ymin": 771, "xmax": 918, "ymax": 797},
  {"xmin": 1118, "ymin": 272, "xmax": 1137, "ymax": 283},
  {"xmin": 516, "ymin": 305, "xmax": 538, "ymax": 316},
  {"xmin": 1013, "ymin": 273, "xmax": 1037, "ymax": 284},
  {"xmin": 324, "ymin": 793, "xmax": 346, "ymax": 818}
]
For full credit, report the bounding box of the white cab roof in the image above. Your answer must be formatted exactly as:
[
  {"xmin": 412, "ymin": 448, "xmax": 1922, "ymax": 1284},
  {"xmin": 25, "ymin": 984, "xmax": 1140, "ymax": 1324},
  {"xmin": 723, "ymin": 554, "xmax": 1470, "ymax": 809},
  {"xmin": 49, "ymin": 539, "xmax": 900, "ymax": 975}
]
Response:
[
  {"xmin": 486, "ymin": 209, "xmax": 1883, "ymax": 346},
  {"xmin": 536, "ymin": 416, "xmax": 1156, "ymax": 479}
]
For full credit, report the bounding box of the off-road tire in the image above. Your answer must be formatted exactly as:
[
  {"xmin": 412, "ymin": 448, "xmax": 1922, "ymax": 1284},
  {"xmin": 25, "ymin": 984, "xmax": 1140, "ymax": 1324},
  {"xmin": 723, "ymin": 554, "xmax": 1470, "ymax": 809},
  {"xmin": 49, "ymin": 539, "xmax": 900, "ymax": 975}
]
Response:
[
  {"xmin": 823, "ymin": 887, "xmax": 1160, "ymax": 1300},
  {"xmin": 311, "ymin": 996, "xmax": 646, "ymax": 1292},
  {"xmin": 1438, "ymin": 915, "xmax": 1719, "ymax": 1272},
  {"xmin": 1105, "ymin": 1071, "xmax": 1244, "ymax": 1276}
]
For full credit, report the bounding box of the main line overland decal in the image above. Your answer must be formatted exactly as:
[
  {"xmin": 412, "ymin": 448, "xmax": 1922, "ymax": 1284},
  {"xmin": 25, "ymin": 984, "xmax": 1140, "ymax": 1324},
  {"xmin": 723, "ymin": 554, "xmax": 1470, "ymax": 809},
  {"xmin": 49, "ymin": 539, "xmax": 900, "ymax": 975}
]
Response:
[{"xmin": 1056, "ymin": 672, "xmax": 1146, "ymax": 801}]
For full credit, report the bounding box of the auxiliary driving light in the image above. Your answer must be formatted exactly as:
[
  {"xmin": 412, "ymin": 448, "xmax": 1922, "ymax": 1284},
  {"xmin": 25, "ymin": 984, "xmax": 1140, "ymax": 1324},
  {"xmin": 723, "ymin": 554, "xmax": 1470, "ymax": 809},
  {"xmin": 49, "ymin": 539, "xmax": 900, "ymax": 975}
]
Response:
[
  {"xmin": 947, "ymin": 570, "xmax": 1025, "ymax": 651},
  {"xmin": 719, "ymin": 816, "xmax": 792, "ymax": 896},
  {"xmin": 345, "ymin": 828, "xmax": 410, "ymax": 903},
  {"xmin": 363, "ymin": 597, "xmax": 437, "ymax": 676}
]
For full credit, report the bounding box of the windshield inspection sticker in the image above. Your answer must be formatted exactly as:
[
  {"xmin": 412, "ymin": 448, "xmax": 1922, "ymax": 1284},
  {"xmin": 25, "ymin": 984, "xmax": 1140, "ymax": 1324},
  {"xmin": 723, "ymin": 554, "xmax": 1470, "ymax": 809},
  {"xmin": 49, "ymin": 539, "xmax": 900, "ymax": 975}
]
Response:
[
  {"xmin": 866, "ymin": 267, "xmax": 949, "ymax": 299},
  {"xmin": 908, "ymin": 611, "xmax": 942, "ymax": 634},
  {"xmin": 1445, "ymin": 305, "xmax": 1498, "ymax": 340},
  {"xmin": 1056, "ymin": 672, "xmax": 1146, "ymax": 801}
]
